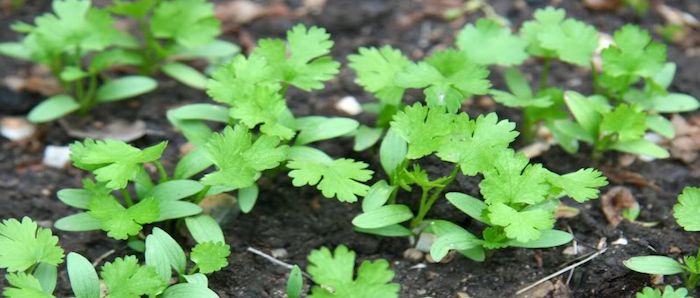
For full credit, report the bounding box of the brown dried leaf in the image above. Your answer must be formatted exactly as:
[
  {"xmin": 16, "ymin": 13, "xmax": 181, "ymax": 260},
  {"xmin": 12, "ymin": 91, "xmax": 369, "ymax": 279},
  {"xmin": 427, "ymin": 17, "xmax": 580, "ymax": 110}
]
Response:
[
  {"xmin": 670, "ymin": 115, "xmax": 700, "ymax": 163},
  {"xmin": 199, "ymin": 193, "xmax": 239, "ymax": 224},
  {"xmin": 59, "ymin": 117, "xmax": 146, "ymax": 142},
  {"xmin": 657, "ymin": 4, "xmax": 700, "ymax": 28},
  {"xmin": 215, "ymin": 1, "xmax": 289, "ymax": 27},
  {"xmin": 600, "ymin": 186, "xmax": 639, "ymax": 226},
  {"xmin": 555, "ymin": 203, "xmax": 581, "ymax": 219}
]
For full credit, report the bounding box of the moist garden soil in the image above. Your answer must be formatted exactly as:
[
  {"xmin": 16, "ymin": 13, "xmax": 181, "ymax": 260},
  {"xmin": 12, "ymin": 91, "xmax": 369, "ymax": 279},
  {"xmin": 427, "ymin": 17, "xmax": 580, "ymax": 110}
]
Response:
[{"xmin": 2, "ymin": 0, "xmax": 700, "ymax": 297}]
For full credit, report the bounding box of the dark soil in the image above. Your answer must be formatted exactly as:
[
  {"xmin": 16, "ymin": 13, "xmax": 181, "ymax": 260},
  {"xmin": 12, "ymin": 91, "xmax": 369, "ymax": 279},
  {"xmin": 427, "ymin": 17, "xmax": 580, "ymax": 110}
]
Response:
[{"xmin": 2, "ymin": 0, "xmax": 700, "ymax": 297}]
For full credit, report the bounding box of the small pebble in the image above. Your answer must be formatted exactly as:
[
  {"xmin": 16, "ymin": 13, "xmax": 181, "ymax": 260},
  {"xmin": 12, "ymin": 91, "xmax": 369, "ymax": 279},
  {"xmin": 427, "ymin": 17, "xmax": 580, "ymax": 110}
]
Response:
[
  {"xmin": 270, "ymin": 248, "xmax": 288, "ymax": 259},
  {"xmin": 1, "ymin": 117, "xmax": 35, "ymax": 141},
  {"xmin": 403, "ymin": 248, "xmax": 424, "ymax": 262},
  {"xmin": 334, "ymin": 96, "xmax": 362, "ymax": 115},
  {"xmin": 611, "ymin": 237, "xmax": 628, "ymax": 246},
  {"xmin": 455, "ymin": 292, "xmax": 471, "ymax": 298},
  {"xmin": 43, "ymin": 145, "xmax": 71, "ymax": 169}
]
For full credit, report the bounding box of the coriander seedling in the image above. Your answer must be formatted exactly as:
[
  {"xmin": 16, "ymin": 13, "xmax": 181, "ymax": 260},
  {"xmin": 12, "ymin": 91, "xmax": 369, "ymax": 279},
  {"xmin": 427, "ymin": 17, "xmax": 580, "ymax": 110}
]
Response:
[{"xmin": 635, "ymin": 286, "xmax": 691, "ymax": 298}]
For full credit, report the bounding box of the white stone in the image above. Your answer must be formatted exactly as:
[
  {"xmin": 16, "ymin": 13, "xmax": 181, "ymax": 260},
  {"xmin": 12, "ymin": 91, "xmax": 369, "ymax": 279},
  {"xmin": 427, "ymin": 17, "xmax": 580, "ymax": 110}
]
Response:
[
  {"xmin": 335, "ymin": 96, "xmax": 362, "ymax": 115},
  {"xmin": 270, "ymin": 248, "xmax": 288, "ymax": 259},
  {"xmin": 43, "ymin": 146, "xmax": 71, "ymax": 168},
  {"xmin": 1, "ymin": 117, "xmax": 36, "ymax": 141}
]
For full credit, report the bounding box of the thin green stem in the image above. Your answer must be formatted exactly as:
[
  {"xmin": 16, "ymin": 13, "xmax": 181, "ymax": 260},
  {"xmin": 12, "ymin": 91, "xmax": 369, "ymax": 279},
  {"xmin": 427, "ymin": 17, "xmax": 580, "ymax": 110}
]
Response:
[
  {"xmin": 154, "ymin": 161, "xmax": 169, "ymax": 182},
  {"xmin": 538, "ymin": 58, "xmax": 551, "ymax": 91},
  {"xmin": 687, "ymin": 272, "xmax": 698, "ymax": 290},
  {"xmin": 591, "ymin": 61, "xmax": 600, "ymax": 94},
  {"xmin": 188, "ymin": 264, "xmax": 199, "ymax": 275},
  {"xmin": 410, "ymin": 165, "xmax": 460, "ymax": 230},
  {"xmin": 194, "ymin": 185, "xmax": 212, "ymax": 204},
  {"xmin": 121, "ymin": 189, "xmax": 134, "ymax": 207}
]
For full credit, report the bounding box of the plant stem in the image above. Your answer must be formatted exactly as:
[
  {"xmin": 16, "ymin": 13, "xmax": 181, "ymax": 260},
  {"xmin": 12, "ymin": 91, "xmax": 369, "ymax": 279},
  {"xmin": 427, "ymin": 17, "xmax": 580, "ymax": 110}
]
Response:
[
  {"xmin": 154, "ymin": 161, "xmax": 169, "ymax": 182},
  {"xmin": 538, "ymin": 58, "xmax": 551, "ymax": 91},
  {"xmin": 194, "ymin": 185, "xmax": 212, "ymax": 204},
  {"xmin": 687, "ymin": 272, "xmax": 698, "ymax": 290},
  {"xmin": 410, "ymin": 165, "xmax": 460, "ymax": 230},
  {"xmin": 187, "ymin": 265, "xmax": 199, "ymax": 275},
  {"xmin": 590, "ymin": 61, "xmax": 600, "ymax": 94},
  {"xmin": 121, "ymin": 189, "xmax": 134, "ymax": 207}
]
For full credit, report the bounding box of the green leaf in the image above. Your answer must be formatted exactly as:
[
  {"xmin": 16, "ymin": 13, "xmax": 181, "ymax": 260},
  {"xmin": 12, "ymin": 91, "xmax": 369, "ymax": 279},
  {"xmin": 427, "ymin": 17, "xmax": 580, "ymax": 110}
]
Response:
[
  {"xmin": 430, "ymin": 232, "xmax": 481, "ymax": 262},
  {"xmin": 185, "ymin": 215, "xmax": 224, "ymax": 243},
  {"xmin": 3, "ymin": 272, "xmax": 54, "ymax": 298},
  {"xmin": 610, "ymin": 139, "xmax": 669, "ymax": 158},
  {"xmin": 520, "ymin": 7, "xmax": 566, "ymax": 58},
  {"xmin": 600, "ymin": 104, "xmax": 646, "ymax": 142},
  {"xmin": 479, "ymin": 150, "xmax": 549, "ymax": 205},
  {"xmin": 174, "ymin": 39, "xmax": 239, "ymax": 60},
  {"xmin": 156, "ymin": 201, "xmax": 202, "ymax": 221},
  {"xmin": 96, "ymin": 76, "xmax": 157, "ymax": 102},
  {"xmin": 538, "ymin": 17, "xmax": 598, "ymax": 66},
  {"xmin": 149, "ymin": 180, "xmax": 204, "ymax": 202},
  {"xmin": 57, "ymin": 189, "xmax": 91, "ymax": 209},
  {"xmin": 88, "ymin": 195, "xmax": 159, "ymax": 240},
  {"xmin": 201, "ymin": 126, "xmax": 288, "ymax": 189},
  {"xmin": 624, "ymin": 256, "xmax": 685, "ymax": 275},
  {"xmin": 207, "ymin": 55, "xmax": 277, "ymax": 105},
  {"xmin": 174, "ymin": 148, "xmax": 213, "ymax": 179},
  {"xmin": 254, "ymin": 24, "xmax": 339, "ymax": 90},
  {"xmin": 646, "ymin": 115, "xmax": 675, "ymax": 138},
  {"xmin": 307, "ymin": 245, "xmax": 399, "ymax": 298},
  {"xmin": 456, "ymin": 19, "xmax": 527, "ymax": 66},
  {"xmin": 54, "ymin": 213, "xmax": 102, "ymax": 232},
  {"xmin": 287, "ymin": 265, "xmax": 303, "ymax": 298},
  {"xmin": 487, "ymin": 203, "xmax": 555, "ymax": 242},
  {"xmin": 362, "ymin": 181, "xmax": 396, "ymax": 212},
  {"xmin": 354, "ymin": 126, "xmax": 384, "ymax": 151},
  {"xmin": 546, "ymin": 168, "xmax": 608, "ymax": 202},
  {"xmin": 167, "ymin": 103, "xmax": 229, "ymax": 123},
  {"xmin": 67, "ymin": 253, "xmax": 100, "ymax": 298},
  {"xmin": 70, "ymin": 139, "xmax": 166, "ymax": 189},
  {"xmin": 352, "ymin": 204, "xmax": 413, "ymax": 229},
  {"xmin": 191, "ymin": 241, "xmax": 230, "ymax": 274},
  {"xmin": 395, "ymin": 49, "xmax": 490, "ymax": 112},
  {"xmin": 437, "ymin": 113, "xmax": 519, "ymax": 176},
  {"xmin": 507, "ymin": 229, "xmax": 573, "ymax": 248},
  {"xmin": 238, "ymin": 185, "xmax": 259, "ymax": 213},
  {"xmin": 650, "ymin": 93, "xmax": 700, "ymax": 113},
  {"xmin": 379, "ymin": 128, "xmax": 407, "ymax": 177},
  {"xmin": 673, "ymin": 187, "xmax": 700, "ymax": 231},
  {"xmin": 288, "ymin": 158, "xmax": 373, "ymax": 203},
  {"xmin": 227, "ymin": 84, "xmax": 297, "ymax": 140},
  {"xmin": 564, "ymin": 91, "xmax": 602, "ymax": 138},
  {"xmin": 355, "ymin": 225, "xmax": 412, "ymax": 237},
  {"xmin": 162, "ymin": 62, "xmax": 208, "ymax": 89},
  {"xmin": 295, "ymin": 117, "xmax": 359, "ymax": 145},
  {"xmin": 161, "ymin": 283, "xmax": 218, "ymax": 298},
  {"xmin": 27, "ymin": 95, "xmax": 79, "ymax": 123},
  {"xmin": 0, "ymin": 42, "xmax": 31, "ymax": 60},
  {"xmin": 100, "ymin": 256, "xmax": 166, "ymax": 297},
  {"xmin": 426, "ymin": 220, "xmax": 484, "ymax": 262},
  {"xmin": 445, "ymin": 192, "xmax": 488, "ymax": 224},
  {"xmin": 602, "ymin": 25, "xmax": 666, "ymax": 78},
  {"xmin": 150, "ymin": 0, "xmax": 219, "ymax": 48},
  {"xmin": 0, "ymin": 217, "xmax": 64, "ymax": 272},
  {"xmin": 390, "ymin": 103, "xmax": 455, "ymax": 159},
  {"xmin": 34, "ymin": 263, "xmax": 57, "ymax": 294},
  {"xmin": 348, "ymin": 46, "xmax": 410, "ymax": 105}
]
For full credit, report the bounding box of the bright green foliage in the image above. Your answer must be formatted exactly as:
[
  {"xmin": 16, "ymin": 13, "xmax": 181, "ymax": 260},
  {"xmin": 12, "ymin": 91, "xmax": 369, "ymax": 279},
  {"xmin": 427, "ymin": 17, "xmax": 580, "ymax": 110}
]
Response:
[
  {"xmin": 389, "ymin": 103, "xmax": 455, "ymax": 159},
  {"xmin": 491, "ymin": 68, "xmax": 552, "ymax": 108},
  {"xmin": 70, "ymin": 139, "xmax": 166, "ymax": 189},
  {"xmin": 488, "ymin": 203, "xmax": 554, "ymax": 243},
  {"xmin": 456, "ymin": 19, "xmax": 528, "ymax": 66},
  {"xmin": 190, "ymin": 242, "xmax": 230, "ymax": 274},
  {"xmin": 229, "ymin": 85, "xmax": 296, "ymax": 140},
  {"xmin": 636, "ymin": 286, "xmax": 691, "ymax": 298},
  {"xmin": 521, "ymin": 7, "xmax": 598, "ymax": 66},
  {"xmin": 602, "ymin": 24, "xmax": 666, "ymax": 79},
  {"xmin": 3, "ymin": 272, "xmax": 54, "ymax": 298},
  {"xmin": 202, "ymin": 126, "xmax": 289, "ymax": 189},
  {"xmin": 88, "ymin": 195, "xmax": 159, "ymax": 240},
  {"xmin": 674, "ymin": 187, "xmax": 700, "ymax": 231},
  {"xmin": 307, "ymin": 245, "xmax": 399, "ymax": 298},
  {"xmin": 547, "ymin": 168, "xmax": 608, "ymax": 202},
  {"xmin": 395, "ymin": 49, "xmax": 490, "ymax": 112},
  {"xmin": 0, "ymin": 217, "xmax": 64, "ymax": 272},
  {"xmin": 150, "ymin": 0, "xmax": 220, "ymax": 48},
  {"xmin": 600, "ymin": 104, "xmax": 646, "ymax": 141},
  {"xmin": 480, "ymin": 152, "xmax": 549, "ymax": 205},
  {"xmin": 100, "ymin": 256, "xmax": 166, "ymax": 297},
  {"xmin": 254, "ymin": 24, "xmax": 340, "ymax": 91},
  {"xmin": 288, "ymin": 158, "xmax": 373, "ymax": 203},
  {"xmin": 207, "ymin": 55, "xmax": 278, "ymax": 103},
  {"xmin": 436, "ymin": 113, "xmax": 519, "ymax": 176},
  {"xmin": 348, "ymin": 46, "xmax": 411, "ymax": 105}
]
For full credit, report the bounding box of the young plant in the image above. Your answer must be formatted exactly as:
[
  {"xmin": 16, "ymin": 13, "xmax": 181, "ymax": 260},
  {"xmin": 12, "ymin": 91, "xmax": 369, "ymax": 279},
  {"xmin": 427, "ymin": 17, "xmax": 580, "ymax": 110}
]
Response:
[
  {"xmin": 167, "ymin": 24, "xmax": 374, "ymax": 212},
  {"xmin": 305, "ymin": 245, "xmax": 399, "ymax": 298},
  {"xmin": 350, "ymin": 103, "xmax": 608, "ymax": 261},
  {"xmin": 0, "ymin": 217, "xmax": 64, "ymax": 298},
  {"xmin": 109, "ymin": 0, "xmax": 238, "ymax": 88},
  {"xmin": 624, "ymin": 187, "xmax": 700, "ymax": 290},
  {"xmin": 0, "ymin": 0, "xmax": 158, "ymax": 122},
  {"xmin": 635, "ymin": 286, "xmax": 691, "ymax": 298}
]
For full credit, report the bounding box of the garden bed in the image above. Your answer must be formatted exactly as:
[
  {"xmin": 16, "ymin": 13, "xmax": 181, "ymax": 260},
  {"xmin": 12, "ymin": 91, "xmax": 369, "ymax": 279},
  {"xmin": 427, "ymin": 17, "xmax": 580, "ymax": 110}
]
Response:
[{"xmin": 1, "ymin": 0, "xmax": 700, "ymax": 297}]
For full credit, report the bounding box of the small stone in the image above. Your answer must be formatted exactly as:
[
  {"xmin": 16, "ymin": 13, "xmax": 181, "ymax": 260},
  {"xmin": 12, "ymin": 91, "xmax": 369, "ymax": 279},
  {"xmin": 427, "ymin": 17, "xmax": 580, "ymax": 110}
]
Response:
[
  {"xmin": 416, "ymin": 289, "xmax": 427, "ymax": 295},
  {"xmin": 403, "ymin": 248, "xmax": 424, "ymax": 262},
  {"xmin": 335, "ymin": 96, "xmax": 362, "ymax": 115},
  {"xmin": 455, "ymin": 292, "xmax": 471, "ymax": 298},
  {"xmin": 270, "ymin": 248, "xmax": 288, "ymax": 259},
  {"xmin": 42, "ymin": 146, "xmax": 71, "ymax": 169},
  {"xmin": 611, "ymin": 237, "xmax": 628, "ymax": 246},
  {"xmin": 668, "ymin": 246, "xmax": 682, "ymax": 254},
  {"xmin": 1, "ymin": 117, "xmax": 35, "ymax": 141},
  {"xmin": 426, "ymin": 271, "xmax": 439, "ymax": 280}
]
